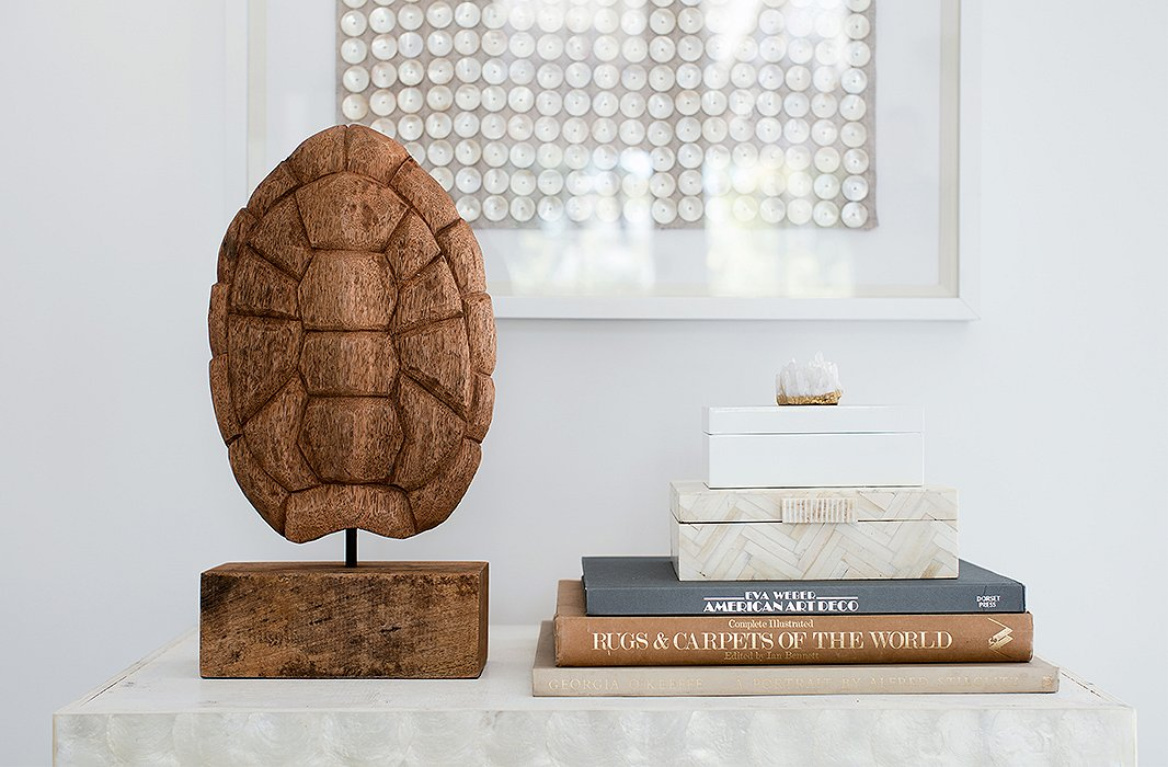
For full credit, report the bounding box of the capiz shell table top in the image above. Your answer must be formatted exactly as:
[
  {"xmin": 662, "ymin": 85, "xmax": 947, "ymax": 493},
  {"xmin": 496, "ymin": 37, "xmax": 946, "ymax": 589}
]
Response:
[{"xmin": 54, "ymin": 626, "xmax": 1135, "ymax": 766}]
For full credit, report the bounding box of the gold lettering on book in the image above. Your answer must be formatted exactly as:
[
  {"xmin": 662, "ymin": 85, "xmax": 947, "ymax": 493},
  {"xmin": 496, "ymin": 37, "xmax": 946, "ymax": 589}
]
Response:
[
  {"xmin": 780, "ymin": 650, "xmax": 821, "ymax": 661},
  {"xmin": 812, "ymin": 631, "xmax": 865, "ymax": 650},
  {"xmin": 727, "ymin": 618, "xmax": 814, "ymax": 630},
  {"xmin": 585, "ymin": 626, "xmax": 964, "ymax": 656},
  {"xmin": 671, "ymin": 631, "xmax": 787, "ymax": 651},
  {"xmin": 590, "ymin": 631, "xmax": 650, "ymax": 652},
  {"xmin": 864, "ymin": 631, "xmax": 953, "ymax": 650},
  {"xmin": 724, "ymin": 651, "xmax": 765, "ymax": 661}
]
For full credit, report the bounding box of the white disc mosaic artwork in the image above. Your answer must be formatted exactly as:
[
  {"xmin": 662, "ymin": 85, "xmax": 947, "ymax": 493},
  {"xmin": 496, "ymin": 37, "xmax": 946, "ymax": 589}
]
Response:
[{"xmin": 336, "ymin": 0, "xmax": 876, "ymax": 229}]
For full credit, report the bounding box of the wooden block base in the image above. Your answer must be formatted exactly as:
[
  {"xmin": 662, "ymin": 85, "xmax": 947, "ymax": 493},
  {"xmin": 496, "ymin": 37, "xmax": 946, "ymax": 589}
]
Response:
[{"xmin": 200, "ymin": 561, "xmax": 488, "ymax": 679}]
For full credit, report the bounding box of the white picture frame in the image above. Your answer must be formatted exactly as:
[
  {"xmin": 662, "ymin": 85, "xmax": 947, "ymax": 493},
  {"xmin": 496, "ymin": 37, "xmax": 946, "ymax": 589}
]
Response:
[{"xmin": 229, "ymin": 0, "xmax": 978, "ymax": 321}]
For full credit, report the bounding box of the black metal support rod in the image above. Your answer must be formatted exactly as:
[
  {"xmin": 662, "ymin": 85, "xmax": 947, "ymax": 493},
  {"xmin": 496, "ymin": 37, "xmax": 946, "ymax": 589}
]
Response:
[{"xmin": 345, "ymin": 528, "xmax": 357, "ymax": 567}]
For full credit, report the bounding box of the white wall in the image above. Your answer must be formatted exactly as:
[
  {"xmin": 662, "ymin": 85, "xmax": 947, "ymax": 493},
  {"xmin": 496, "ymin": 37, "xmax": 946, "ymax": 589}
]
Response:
[{"xmin": 2, "ymin": 2, "xmax": 1165, "ymax": 765}]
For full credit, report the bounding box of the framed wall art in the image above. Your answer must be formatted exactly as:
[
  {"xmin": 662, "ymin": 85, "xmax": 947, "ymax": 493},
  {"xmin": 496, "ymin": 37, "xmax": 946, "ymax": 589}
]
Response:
[{"xmin": 229, "ymin": 0, "xmax": 979, "ymax": 319}]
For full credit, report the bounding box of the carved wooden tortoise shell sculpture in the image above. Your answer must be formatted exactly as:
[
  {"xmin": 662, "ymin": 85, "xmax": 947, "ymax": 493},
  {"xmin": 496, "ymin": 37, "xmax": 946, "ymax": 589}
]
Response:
[{"xmin": 209, "ymin": 125, "xmax": 495, "ymax": 543}]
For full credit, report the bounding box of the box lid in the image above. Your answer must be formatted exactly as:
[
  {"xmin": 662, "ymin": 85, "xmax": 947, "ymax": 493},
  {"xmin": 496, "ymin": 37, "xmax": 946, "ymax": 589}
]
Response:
[
  {"xmin": 703, "ymin": 406, "xmax": 922, "ymax": 435},
  {"xmin": 670, "ymin": 481, "xmax": 958, "ymax": 523}
]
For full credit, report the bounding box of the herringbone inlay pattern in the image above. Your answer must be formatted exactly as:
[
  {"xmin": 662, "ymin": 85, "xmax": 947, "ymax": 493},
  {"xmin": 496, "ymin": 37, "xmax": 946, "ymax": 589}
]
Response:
[
  {"xmin": 672, "ymin": 518, "xmax": 959, "ymax": 581},
  {"xmin": 671, "ymin": 481, "xmax": 959, "ymax": 523}
]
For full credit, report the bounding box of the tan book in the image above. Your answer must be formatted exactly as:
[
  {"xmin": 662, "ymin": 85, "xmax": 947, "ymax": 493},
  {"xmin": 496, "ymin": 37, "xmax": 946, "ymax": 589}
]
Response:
[
  {"xmin": 533, "ymin": 623, "xmax": 1058, "ymax": 697},
  {"xmin": 554, "ymin": 580, "xmax": 1034, "ymax": 667}
]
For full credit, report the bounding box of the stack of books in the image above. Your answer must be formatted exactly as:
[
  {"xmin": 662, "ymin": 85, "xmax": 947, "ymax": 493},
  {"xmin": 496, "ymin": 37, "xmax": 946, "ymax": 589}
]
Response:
[{"xmin": 534, "ymin": 406, "xmax": 1058, "ymax": 697}]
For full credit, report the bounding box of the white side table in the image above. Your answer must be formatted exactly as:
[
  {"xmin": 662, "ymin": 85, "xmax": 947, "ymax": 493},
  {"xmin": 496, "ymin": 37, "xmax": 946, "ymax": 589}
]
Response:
[{"xmin": 54, "ymin": 626, "xmax": 1136, "ymax": 766}]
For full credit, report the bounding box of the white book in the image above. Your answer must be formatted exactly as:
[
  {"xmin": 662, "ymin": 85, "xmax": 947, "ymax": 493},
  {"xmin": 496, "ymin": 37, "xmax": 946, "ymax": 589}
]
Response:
[{"xmin": 704, "ymin": 432, "xmax": 924, "ymax": 488}]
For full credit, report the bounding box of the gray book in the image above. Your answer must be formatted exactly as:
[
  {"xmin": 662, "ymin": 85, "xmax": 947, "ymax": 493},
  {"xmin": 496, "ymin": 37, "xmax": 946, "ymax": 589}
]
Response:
[
  {"xmin": 582, "ymin": 557, "xmax": 1025, "ymax": 616},
  {"xmin": 532, "ymin": 623, "xmax": 1058, "ymax": 697}
]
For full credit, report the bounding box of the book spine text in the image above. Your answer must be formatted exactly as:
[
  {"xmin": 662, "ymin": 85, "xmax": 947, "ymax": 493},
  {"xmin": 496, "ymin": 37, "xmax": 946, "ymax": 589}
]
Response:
[{"xmin": 554, "ymin": 613, "xmax": 1034, "ymax": 667}]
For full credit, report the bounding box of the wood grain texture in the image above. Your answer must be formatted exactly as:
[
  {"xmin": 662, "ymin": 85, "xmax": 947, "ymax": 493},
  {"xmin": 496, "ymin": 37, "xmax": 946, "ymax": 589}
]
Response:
[
  {"xmin": 226, "ymin": 316, "xmax": 302, "ymax": 421},
  {"xmin": 437, "ymin": 221, "xmax": 487, "ymax": 293},
  {"xmin": 230, "ymin": 248, "xmax": 299, "ymax": 319},
  {"xmin": 408, "ymin": 439, "xmax": 481, "ymax": 533},
  {"xmin": 200, "ymin": 561, "xmax": 488, "ymax": 678},
  {"xmin": 394, "ymin": 257, "xmax": 462, "ymax": 333},
  {"xmin": 345, "ymin": 125, "xmax": 410, "ymax": 184},
  {"xmin": 464, "ymin": 294, "xmax": 497, "ymax": 375},
  {"xmin": 385, "ymin": 212, "xmax": 441, "ymax": 282},
  {"xmin": 397, "ymin": 318, "xmax": 472, "ymax": 417},
  {"xmin": 208, "ymin": 285, "xmax": 228, "ymax": 356},
  {"xmin": 211, "ymin": 125, "xmax": 496, "ymax": 542},
  {"xmin": 299, "ymin": 397, "xmax": 402, "ymax": 483},
  {"xmin": 394, "ymin": 377, "xmax": 464, "ymax": 490},
  {"xmin": 217, "ymin": 208, "xmax": 254, "ymax": 283},
  {"xmin": 242, "ymin": 379, "xmax": 317, "ymax": 491},
  {"xmin": 467, "ymin": 374, "xmax": 495, "ymax": 443},
  {"xmin": 300, "ymin": 332, "xmax": 396, "ymax": 395},
  {"xmin": 391, "ymin": 159, "xmax": 460, "ymax": 232},
  {"xmin": 248, "ymin": 195, "xmax": 315, "ymax": 278},
  {"xmin": 285, "ymin": 485, "xmax": 413, "ymax": 541},
  {"xmin": 245, "ymin": 161, "xmax": 299, "ymax": 217},
  {"xmin": 287, "ymin": 125, "xmax": 346, "ymax": 182},
  {"xmin": 208, "ymin": 356, "xmax": 241, "ymax": 441},
  {"xmin": 298, "ymin": 252, "xmax": 395, "ymax": 331},
  {"xmin": 296, "ymin": 174, "xmax": 406, "ymax": 252},
  {"xmin": 227, "ymin": 438, "xmax": 288, "ymax": 533}
]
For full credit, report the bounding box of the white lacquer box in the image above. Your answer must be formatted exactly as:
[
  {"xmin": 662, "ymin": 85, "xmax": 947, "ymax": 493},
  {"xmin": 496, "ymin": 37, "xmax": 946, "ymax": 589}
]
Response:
[
  {"xmin": 703, "ymin": 406, "xmax": 924, "ymax": 489},
  {"xmin": 670, "ymin": 481, "xmax": 959, "ymax": 581}
]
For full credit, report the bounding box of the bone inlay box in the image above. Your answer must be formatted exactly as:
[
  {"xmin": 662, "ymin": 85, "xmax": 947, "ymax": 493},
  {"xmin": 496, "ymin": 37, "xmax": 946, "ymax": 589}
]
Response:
[
  {"xmin": 703, "ymin": 406, "xmax": 924, "ymax": 488},
  {"xmin": 670, "ymin": 481, "xmax": 958, "ymax": 581}
]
